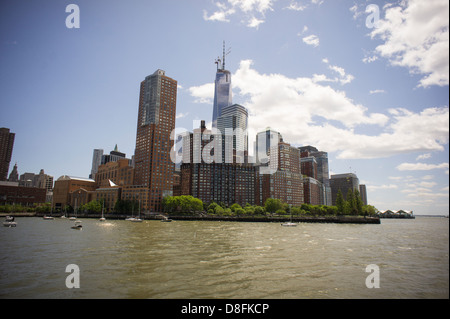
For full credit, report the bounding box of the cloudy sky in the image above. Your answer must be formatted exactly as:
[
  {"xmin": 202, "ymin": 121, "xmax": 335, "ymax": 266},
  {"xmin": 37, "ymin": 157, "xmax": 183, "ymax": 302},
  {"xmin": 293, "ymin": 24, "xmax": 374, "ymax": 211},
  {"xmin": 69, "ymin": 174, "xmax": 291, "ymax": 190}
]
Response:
[{"xmin": 1, "ymin": 0, "xmax": 448, "ymax": 215}]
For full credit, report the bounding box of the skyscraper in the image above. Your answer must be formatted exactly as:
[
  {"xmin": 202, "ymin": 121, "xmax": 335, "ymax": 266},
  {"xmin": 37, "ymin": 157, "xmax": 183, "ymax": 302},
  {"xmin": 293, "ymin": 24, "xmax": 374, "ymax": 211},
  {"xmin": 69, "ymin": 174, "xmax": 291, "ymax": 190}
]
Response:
[
  {"xmin": 0, "ymin": 128, "xmax": 15, "ymax": 181},
  {"xmin": 216, "ymin": 103, "xmax": 248, "ymax": 155},
  {"xmin": 132, "ymin": 69, "xmax": 177, "ymax": 212},
  {"xmin": 212, "ymin": 43, "xmax": 232, "ymax": 128}
]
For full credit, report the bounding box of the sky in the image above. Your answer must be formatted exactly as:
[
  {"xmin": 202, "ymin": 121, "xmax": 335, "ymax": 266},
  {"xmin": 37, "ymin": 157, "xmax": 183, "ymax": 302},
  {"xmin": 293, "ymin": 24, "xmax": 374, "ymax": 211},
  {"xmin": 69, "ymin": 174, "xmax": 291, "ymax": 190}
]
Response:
[{"xmin": 0, "ymin": 0, "xmax": 448, "ymax": 215}]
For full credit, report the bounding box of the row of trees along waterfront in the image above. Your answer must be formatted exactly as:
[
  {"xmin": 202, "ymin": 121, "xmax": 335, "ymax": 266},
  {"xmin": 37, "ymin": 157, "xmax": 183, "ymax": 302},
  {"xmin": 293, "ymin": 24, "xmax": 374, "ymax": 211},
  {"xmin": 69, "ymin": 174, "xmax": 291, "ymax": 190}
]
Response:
[
  {"xmin": 1, "ymin": 189, "xmax": 376, "ymax": 216},
  {"xmin": 162, "ymin": 190, "xmax": 377, "ymax": 217}
]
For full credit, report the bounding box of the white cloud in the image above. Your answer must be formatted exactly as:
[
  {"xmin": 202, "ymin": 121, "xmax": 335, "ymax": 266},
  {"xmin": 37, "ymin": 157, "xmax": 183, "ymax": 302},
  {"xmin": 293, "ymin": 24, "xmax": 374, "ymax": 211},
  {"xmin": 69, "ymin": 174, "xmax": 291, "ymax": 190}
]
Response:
[
  {"xmin": 285, "ymin": 1, "xmax": 307, "ymax": 11},
  {"xmin": 188, "ymin": 83, "xmax": 214, "ymax": 104},
  {"xmin": 369, "ymin": 0, "xmax": 449, "ymax": 88},
  {"xmin": 369, "ymin": 89, "xmax": 385, "ymax": 94},
  {"xmin": 362, "ymin": 55, "xmax": 378, "ymax": 64},
  {"xmin": 247, "ymin": 16, "xmax": 265, "ymax": 28},
  {"xmin": 203, "ymin": 0, "xmax": 274, "ymax": 28},
  {"xmin": 397, "ymin": 162, "xmax": 449, "ymax": 171},
  {"xmin": 302, "ymin": 34, "xmax": 320, "ymax": 47},
  {"xmin": 367, "ymin": 184, "xmax": 398, "ymax": 191},
  {"xmin": 416, "ymin": 153, "xmax": 432, "ymax": 161},
  {"xmin": 176, "ymin": 112, "xmax": 189, "ymax": 119}
]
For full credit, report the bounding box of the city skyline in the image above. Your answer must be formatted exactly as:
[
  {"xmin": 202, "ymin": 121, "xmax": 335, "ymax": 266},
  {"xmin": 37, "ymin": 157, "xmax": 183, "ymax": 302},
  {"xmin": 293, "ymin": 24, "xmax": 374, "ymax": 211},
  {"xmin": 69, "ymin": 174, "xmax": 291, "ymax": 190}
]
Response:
[{"xmin": 0, "ymin": 0, "xmax": 448, "ymax": 215}]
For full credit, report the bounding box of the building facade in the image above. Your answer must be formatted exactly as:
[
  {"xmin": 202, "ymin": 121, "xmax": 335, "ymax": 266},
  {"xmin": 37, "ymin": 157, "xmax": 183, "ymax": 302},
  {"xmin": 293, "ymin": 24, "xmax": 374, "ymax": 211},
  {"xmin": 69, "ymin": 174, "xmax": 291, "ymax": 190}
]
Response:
[
  {"xmin": 258, "ymin": 140, "xmax": 304, "ymax": 207},
  {"xmin": 180, "ymin": 122, "xmax": 257, "ymax": 207},
  {"xmin": 330, "ymin": 173, "xmax": 360, "ymax": 205},
  {"xmin": 0, "ymin": 128, "xmax": 15, "ymax": 181},
  {"xmin": 95, "ymin": 158, "xmax": 134, "ymax": 188},
  {"xmin": 133, "ymin": 69, "xmax": 177, "ymax": 212},
  {"xmin": 216, "ymin": 103, "xmax": 249, "ymax": 155},
  {"xmin": 52, "ymin": 175, "xmax": 97, "ymax": 210},
  {"xmin": 359, "ymin": 184, "xmax": 368, "ymax": 206}
]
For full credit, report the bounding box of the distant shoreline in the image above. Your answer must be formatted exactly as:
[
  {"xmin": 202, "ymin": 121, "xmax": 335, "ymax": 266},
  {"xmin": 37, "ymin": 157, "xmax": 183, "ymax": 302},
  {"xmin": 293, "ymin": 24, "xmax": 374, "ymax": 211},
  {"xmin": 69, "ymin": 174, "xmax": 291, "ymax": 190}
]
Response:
[{"xmin": 2, "ymin": 212, "xmax": 381, "ymax": 224}]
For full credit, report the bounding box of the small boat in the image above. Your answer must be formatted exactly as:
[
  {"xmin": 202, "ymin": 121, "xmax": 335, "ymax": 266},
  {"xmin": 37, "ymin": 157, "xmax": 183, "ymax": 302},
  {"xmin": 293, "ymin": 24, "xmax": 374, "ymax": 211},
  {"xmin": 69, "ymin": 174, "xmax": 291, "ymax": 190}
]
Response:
[
  {"xmin": 3, "ymin": 216, "xmax": 17, "ymax": 227},
  {"xmin": 161, "ymin": 216, "xmax": 172, "ymax": 222},
  {"xmin": 69, "ymin": 216, "xmax": 77, "ymax": 220},
  {"xmin": 129, "ymin": 200, "xmax": 143, "ymax": 222},
  {"xmin": 99, "ymin": 205, "xmax": 106, "ymax": 221},
  {"xmin": 281, "ymin": 212, "xmax": 297, "ymax": 227},
  {"xmin": 71, "ymin": 220, "xmax": 83, "ymax": 230},
  {"xmin": 281, "ymin": 222, "xmax": 297, "ymax": 227},
  {"xmin": 43, "ymin": 215, "xmax": 54, "ymax": 220}
]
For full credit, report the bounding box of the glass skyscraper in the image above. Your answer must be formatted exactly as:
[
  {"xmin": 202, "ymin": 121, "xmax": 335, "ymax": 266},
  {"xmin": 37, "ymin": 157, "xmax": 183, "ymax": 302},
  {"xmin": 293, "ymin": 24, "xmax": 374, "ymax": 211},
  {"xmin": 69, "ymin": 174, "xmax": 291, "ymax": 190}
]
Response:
[{"xmin": 212, "ymin": 69, "xmax": 232, "ymax": 128}]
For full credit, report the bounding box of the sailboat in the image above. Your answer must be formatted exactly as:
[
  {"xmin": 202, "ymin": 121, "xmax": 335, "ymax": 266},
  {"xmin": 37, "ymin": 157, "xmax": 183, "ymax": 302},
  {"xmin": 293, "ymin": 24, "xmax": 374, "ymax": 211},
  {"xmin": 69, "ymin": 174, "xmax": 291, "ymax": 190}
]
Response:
[
  {"xmin": 99, "ymin": 202, "xmax": 106, "ymax": 221},
  {"xmin": 69, "ymin": 199, "xmax": 77, "ymax": 220},
  {"xmin": 131, "ymin": 200, "xmax": 143, "ymax": 222},
  {"xmin": 281, "ymin": 211, "xmax": 297, "ymax": 227}
]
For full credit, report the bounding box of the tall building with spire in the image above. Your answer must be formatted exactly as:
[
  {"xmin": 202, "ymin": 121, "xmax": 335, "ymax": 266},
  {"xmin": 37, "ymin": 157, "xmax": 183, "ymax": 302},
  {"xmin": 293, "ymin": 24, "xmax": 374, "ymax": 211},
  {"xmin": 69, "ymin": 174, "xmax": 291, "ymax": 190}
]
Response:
[{"xmin": 212, "ymin": 42, "xmax": 232, "ymax": 128}]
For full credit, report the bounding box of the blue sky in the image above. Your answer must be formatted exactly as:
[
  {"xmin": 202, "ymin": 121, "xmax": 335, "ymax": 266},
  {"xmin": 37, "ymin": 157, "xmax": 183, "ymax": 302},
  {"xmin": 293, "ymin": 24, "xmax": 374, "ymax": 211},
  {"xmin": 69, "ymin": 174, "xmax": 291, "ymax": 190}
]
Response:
[{"xmin": 0, "ymin": 0, "xmax": 448, "ymax": 215}]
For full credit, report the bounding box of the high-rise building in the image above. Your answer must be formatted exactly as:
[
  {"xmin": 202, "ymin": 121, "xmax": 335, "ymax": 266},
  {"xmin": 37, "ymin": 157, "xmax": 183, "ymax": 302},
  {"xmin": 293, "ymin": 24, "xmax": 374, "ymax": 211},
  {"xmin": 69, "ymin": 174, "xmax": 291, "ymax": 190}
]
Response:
[
  {"xmin": 258, "ymin": 140, "xmax": 304, "ymax": 207},
  {"xmin": 212, "ymin": 43, "xmax": 232, "ymax": 128},
  {"xmin": 255, "ymin": 128, "xmax": 282, "ymax": 165},
  {"xmin": 330, "ymin": 173, "xmax": 360, "ymax": 205},
  {"xmin": 180, "ymin": 121, "xmax": 257, "ymax": 207},
  {"xmin": 90, "ymin": 149, "xmax": 104, "ymax": 179},
  {"xmin": 0, "ymin": 128, "xmax": 15, "ymax": 181},
  {"xmin": 132, "ymin": 69, "xmax": 177, "ymax": 212},
  {"xmin": 359, "ymin": 184, "xmax": 368, "ymax": 206},
  {"xmin": 298, "ymin": 146, "xmax": 332, "ymax": 206},
  {"xmin": 216, "ymin": 103, "xmax": 248, "ymax": 155}
]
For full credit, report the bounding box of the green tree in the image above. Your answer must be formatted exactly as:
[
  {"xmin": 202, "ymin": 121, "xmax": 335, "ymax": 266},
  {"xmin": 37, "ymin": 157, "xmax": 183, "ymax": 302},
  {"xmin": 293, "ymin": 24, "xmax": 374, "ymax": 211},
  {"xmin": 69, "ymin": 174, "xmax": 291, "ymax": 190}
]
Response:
[
  {"xmin": 335, "ymin": 189, "xmax": 345, "ymax": 215},
  {"xmin": 265, "ymin": 198, "xmax": 283, "ymax": 214},
  {"xmin": 354, "ymin": 189, "xmax": 364, "ymax": 216},
  {"xmin": 230, "ymin": 203, "xmax": 242, "ymax": 213},
  {"xmin": 346, "ymin": 189, "xmax": 358, "ymax": 215},
  {"xmin": 254, "ymin": 205, "xmax": 265, "ymax": 215}
]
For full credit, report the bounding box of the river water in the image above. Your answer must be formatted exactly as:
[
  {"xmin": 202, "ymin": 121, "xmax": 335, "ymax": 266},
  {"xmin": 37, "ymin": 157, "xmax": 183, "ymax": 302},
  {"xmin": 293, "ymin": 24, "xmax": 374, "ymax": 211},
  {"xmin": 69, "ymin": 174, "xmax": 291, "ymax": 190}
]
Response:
[{"xmin": 0, "ymin": 217, "xmax": 448, "ymax": 299}]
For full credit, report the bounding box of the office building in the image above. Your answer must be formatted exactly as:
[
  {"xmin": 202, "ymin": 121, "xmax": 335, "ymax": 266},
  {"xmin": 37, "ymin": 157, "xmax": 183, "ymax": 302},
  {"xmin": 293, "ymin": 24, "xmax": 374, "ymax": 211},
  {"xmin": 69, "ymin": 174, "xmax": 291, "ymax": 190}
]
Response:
[
  {"xmin": 0, "ymin": 128, "xmax": 15, "ymax": 181},
  {"xmin": 258, "ymin": 140, "xmax": 304, "ymax": 207},
  {"xmin": 330, "ymin": 173, "xmax": 360, "ymax": 205},
  {"xmin": 216, "ymin": 103, "xmax": 249, "ymax": 155},
  {"xmin": 90, "ymin": 149, "xmax": 104, "ymax": 179},
  {"xmin": 180, "ymin": 121, "xmax": 257, "ymax": 207},
  {"xmin": 359, "ymin": 184, "xmax": 368, "ymax": 206}
]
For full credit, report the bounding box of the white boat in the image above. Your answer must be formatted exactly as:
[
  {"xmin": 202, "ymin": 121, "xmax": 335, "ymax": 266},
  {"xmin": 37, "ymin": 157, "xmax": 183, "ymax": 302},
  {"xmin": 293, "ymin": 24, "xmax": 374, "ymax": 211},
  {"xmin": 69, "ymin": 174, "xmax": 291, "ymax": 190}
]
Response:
[
  {"xmin": 71, "ymin": 220, "xmax": 83, "ymax": 230},
  {"xmin": 281, "ymin": 222, "xmax": 297, "ymax": 227},
  {"xmin": 43, "ymin": 215, "xmax": 54, "ymax": 220},
  {"xmin": 128, "ymin": 200, "xmax": 143, "ymax": 222},
  {"xmin": 3, "ymin": 216, "xmax": 17, "ymax": 227},
  {"xmin": 160, "ymin": 215, "xmax": 172, "ymax": 222},
  {"xmin": 281, "ymin": 212, "xmax": 297, "ymax": 227},
  {"xmin": 99, "ymin": 204, "xmax": 106, "ymax": 221}
]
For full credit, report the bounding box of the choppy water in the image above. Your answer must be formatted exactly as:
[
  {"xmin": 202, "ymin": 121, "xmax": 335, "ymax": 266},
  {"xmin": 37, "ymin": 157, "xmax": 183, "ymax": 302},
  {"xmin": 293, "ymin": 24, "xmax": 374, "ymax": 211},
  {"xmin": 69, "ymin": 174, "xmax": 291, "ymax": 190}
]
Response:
[{"xmin": 0, "ymin": 217, "xmax": 448, "ymax": 298}]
